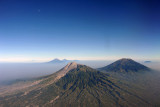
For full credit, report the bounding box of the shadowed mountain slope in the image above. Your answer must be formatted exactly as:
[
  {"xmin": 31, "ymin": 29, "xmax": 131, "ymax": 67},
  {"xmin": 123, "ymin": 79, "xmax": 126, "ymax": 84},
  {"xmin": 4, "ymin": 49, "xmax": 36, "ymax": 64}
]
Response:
[
  {"xmin": 98, "ymin": 59, "xmax": 160, "ymax": 106},
  {"xmin": 99, "ymin": 58, "xmax": 150, "ymax": 73},
  {"xmin": 51, "ymin": 65, "xmax": 150, "ymax": 107}
]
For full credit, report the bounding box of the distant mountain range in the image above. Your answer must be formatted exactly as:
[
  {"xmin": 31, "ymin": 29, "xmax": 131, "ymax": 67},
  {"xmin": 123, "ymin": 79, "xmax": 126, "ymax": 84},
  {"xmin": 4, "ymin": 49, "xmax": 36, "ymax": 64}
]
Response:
[
  {"xmin": 144, "ymin": 61, "xmax": 152, "ymax": 63},
  {"xmin": 0, "ymin": 58, "xmax": 158, "ymax": 107},
  {"xmin": 47, "ymin": 58, "xmax": 79, "ymax": 64}
]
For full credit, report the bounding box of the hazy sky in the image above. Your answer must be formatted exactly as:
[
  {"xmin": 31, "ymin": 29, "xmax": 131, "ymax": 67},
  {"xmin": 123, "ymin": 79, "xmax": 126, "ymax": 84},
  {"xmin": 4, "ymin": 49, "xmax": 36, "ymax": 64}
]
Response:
[{"xmin": 0, "ymin": 0, "xmax": 160, "ymax": 62}]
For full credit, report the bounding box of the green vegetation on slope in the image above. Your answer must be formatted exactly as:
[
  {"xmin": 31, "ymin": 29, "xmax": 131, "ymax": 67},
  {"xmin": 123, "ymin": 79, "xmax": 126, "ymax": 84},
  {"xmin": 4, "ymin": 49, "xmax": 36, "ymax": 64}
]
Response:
[{"xmin": 0, "ymin": 62, "xmax": 157, "ymax": 107}]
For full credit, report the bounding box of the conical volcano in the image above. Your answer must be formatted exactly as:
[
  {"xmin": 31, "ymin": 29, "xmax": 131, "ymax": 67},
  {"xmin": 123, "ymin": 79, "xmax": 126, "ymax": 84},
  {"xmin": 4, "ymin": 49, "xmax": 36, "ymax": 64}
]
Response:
[{"xmin": 99, "ymin": 58, "xmax": 150, "ymax": 73}]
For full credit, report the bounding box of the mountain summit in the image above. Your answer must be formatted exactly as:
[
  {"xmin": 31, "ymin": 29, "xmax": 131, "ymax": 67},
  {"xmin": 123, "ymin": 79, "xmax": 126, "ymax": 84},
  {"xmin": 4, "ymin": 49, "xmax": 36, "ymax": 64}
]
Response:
[
  {"xmin": 99, "ymin": 58, "xmax": 150, "ymax": 73},
  {"xmin": 47, "ymin": 58, "xmax": 66, "ymax": 63},
  {"xmin": 56, "ymin": 62, "xmax": 78, "ymax": 77}
]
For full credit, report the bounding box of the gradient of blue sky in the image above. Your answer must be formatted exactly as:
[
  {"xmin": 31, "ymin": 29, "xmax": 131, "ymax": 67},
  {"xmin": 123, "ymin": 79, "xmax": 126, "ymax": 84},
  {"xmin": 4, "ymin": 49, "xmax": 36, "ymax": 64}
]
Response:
[{"xmin": 0, "ymin": 0, "xmax": 160, "ymax": 62}]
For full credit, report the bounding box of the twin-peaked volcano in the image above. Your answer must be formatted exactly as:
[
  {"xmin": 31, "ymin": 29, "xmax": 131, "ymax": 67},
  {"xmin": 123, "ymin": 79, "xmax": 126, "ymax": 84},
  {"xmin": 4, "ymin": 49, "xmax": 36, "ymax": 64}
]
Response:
[{"xmin": 47, "ymin": 58, "xmax": 79, "ymax": 64}]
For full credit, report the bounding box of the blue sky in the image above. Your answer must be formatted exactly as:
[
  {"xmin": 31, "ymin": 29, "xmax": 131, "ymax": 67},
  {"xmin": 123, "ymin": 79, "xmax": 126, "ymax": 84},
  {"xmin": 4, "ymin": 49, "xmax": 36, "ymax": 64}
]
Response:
[{"xmin": 0, "ymin": 0, "xmax": 160, "ymax": 62}]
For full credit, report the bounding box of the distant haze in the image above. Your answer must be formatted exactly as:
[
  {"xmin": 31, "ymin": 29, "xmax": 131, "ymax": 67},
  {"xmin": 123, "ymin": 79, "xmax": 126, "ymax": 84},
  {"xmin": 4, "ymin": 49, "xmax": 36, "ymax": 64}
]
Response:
[
  {"xmin": 0, "ymin": 60, "xmax": 160, "ymax": 84},
  {"xmin": 0, "ymin": 63, "xmax": 65, "ymax": 84}
]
